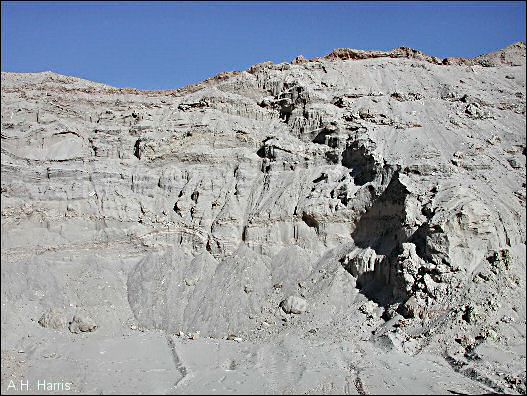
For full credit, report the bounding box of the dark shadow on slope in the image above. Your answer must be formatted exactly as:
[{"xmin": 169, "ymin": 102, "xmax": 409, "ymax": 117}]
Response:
[
  {"xmin": 341, "ymin": 173, "xmax": 413, "ymax": 306},
  {"xmin": 351, "ymin": 173, "xmax": 409, "ymax": 256},
  {"xmin": 341, "ymin": 141, "xmax": 379, "ymax": 185}
]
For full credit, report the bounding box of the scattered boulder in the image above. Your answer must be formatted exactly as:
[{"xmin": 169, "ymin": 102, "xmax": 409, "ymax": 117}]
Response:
[
  {"xmin": 392, "ymin": 243, "xmax": 425, "ymax": 300},
  {"xmin": 382, "ymin": 304, "xmax": 399, "ymax": 321},
  {"xmin": 359, "ymin": 300, "xmax": 378, "ymax": 318},
  {"xmin": 184, "ymin": 277, "xmax": 198, "ymax": 286},
  {"xmin": 38, "ymin": 308, "xmax": 68, "ymax": 330},
  {"xmin": 487, "ymin": 249, "xmax": 512, "ymax": 271},
  {"xmin": 390, "ymin": 91, "xmax": 424, "ymax": 102},
  {"xmin": 508, "ymin": 158, "xmax": 522, "ymax": 169},
  {"xmin": 462, "ymin": 304, "xmax": 480, "ymax": 324},
  {"xmin": 465, "ymin": 102, "xmax": 491, "ymax": 119},
  {"xmin": 292, "ymin": 55, "xmax": 307, "ymax": 64},
  {"xmin": 244, "ymin": 285, "xmax": 253, "ymax": 293},
  {"xmin": 455, "ymin": 334, "xmax": 477, "ymax": 349},
  {"xmin": 280, "ymin": 295, "xmax": 307, "ymax": 314},
  {"xmin": 422, "ymin": 274, "xmax": 439, "ymax": 296},
  {"xmin": 69, "ymin": 314, "xmax": 97, "ymax": 334},
  {"xmin": 399, "ymin": 296, "xmax": 425, "ymax": 319}
]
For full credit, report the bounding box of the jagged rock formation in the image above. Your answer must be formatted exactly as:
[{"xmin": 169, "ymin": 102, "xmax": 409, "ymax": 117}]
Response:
[{"xmin": 1, "ymin": 42, "xmax": 526, "ymax": 394}]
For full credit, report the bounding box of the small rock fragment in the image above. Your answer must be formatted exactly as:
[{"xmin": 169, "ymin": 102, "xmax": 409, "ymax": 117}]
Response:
[
  {"xmin": 508, "ymin": 158, "xmax": 522, "ymax": 169},
  {"xmin": 184, "ymin": 277, "xmax": 197, "ymax": 286},
  {"xmin": 477, "ymin": 271, "xmax": 491, "ymax": 281},
  {"xmin": 423, "ymin": 274, "xmax": 438, "ymax": 295},
  {"xmin": 359, "ymin": 301, "xmax": 377, "ymax": 318},
  {"xmin": 462, "ymin": 304, "xmax": 480, "ymax": 324},
  {"xmin": 382, "ymin": 305, "xmax": 399, "ymax": 321},
  {"xmin": 399, "ymin": 296, "xmax": 425, "ymax": 319},
  {"xmin": 38, "ymin": 309, "xmax": 68, "ymax": 330},
  {"xmin": 455, "ymin": 334, "xmax": 476, "ymax": 349},
  {"xmin": 280, "ymin": 295, "xmax": 307, "ymax": 314},
  {"xmin": 69, "ymin": 314, "xmax": 97, "ymax": 334}
]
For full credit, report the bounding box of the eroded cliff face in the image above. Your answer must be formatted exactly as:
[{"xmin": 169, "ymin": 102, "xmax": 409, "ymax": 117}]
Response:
[{"xmin": 1, "ymin": 43, "xmax": 526, "ymax": 394}]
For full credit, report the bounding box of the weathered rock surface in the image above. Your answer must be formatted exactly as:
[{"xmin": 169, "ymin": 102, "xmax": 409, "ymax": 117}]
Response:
[
  {"xmin": 38, "ymin": 308, "xmax": 68, "ymax": 330},
  {"xmin": 1, "ymin": 42, "xmax": 525, "ymax": 394},
  {"xmin": 280, "ymin": 295, "xmax": 308, "ymax": 314},
  {"xmin": 68, "ymin": 314, "xmax": 97, "ymax": 334}
]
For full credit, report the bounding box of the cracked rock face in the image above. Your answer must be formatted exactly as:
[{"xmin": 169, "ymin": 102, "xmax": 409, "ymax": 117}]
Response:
[{"xmin": 1, "ymin": 42, "xmax": 526, "ymax": 394}]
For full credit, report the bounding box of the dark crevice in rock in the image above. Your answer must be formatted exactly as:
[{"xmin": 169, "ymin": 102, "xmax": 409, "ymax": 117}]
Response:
[
  {"xmin": 341, "ymin": 172, "xmax": 419, "ymax": 306},
  {"xmin": 191, "ymin": 190, "xmax": 199, "ymax": 204},
  {"xmin": 173, "ymin": 202, "xmax": 182, "ymax": 216},
  {"xmin": 341, "ymin": 141, "xmax": 379, "ymax": 185},
  {"xmin": 133, "ymin": 139, "xmax": 142, "ymax": 159},
  {"xmin": 256, "ymin": 146, "xmax": 268, "ymax": 159},
  {"xmin": 241, "ymin": 226, "xmax": 248, "ymax": 242},
  {"xmin": 312, "ymin": 173, "xmax": 328, "ymax": 184},
  {"xmin": 301, "ymin": 211, "xmax": 319, "ymax": 234},
  {"xmin": 323, "ymin": 147, "xmax": 341, "ymax": 165},
  {"xmin": 357, "ymin": 277, "xmax": 394, "ymax": 306},
  {"xmin": 330, "ymin": 185, "xmax": 350, "ymax": 206},
  {"xmin": 351, "ymin": 173, "xmax": 409, "ymax": 255},
  {"xmin": 408, "ymin": 223, "xmax": 431, "ymax": 260},
  {"xmin": 312, "ymin": 129, "xmax": 334, "ymax": 145}
]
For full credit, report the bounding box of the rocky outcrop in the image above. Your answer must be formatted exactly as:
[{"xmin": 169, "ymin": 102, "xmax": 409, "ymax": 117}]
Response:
[{"xmin": 322, "ymin": 42, "xmax": 526, "ymax": 68}]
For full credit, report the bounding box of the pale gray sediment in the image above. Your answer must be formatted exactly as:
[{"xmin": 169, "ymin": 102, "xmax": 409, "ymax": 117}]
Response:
[{"xmin": 1, "ymin": 42, "xmax": 525, "ymax": 394}]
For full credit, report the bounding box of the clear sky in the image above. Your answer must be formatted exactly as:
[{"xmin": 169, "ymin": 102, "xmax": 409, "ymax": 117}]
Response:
[{"xmin": 2, "ymin": 1, "xmax": 525, "ymax": 90}]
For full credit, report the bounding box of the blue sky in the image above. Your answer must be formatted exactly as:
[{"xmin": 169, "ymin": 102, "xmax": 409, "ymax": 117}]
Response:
[{"xmin": 2, "ymin": 1, "xmax": 525, "ymax": 90}]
